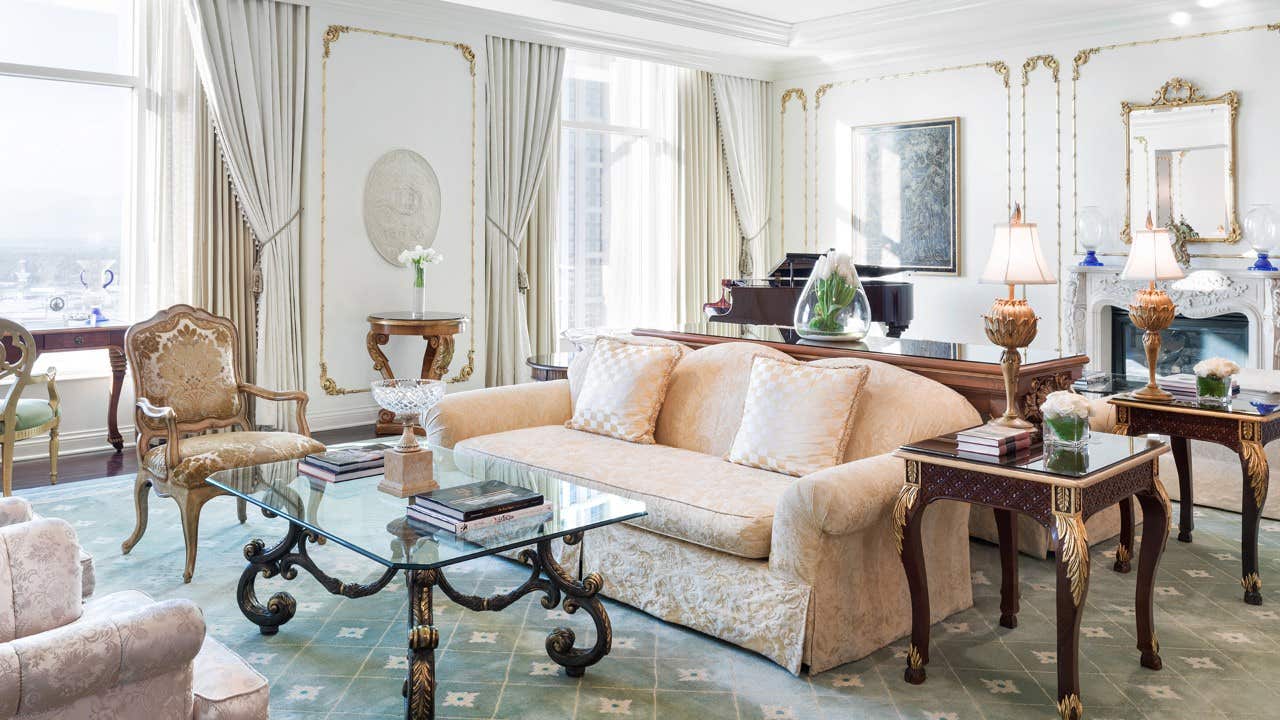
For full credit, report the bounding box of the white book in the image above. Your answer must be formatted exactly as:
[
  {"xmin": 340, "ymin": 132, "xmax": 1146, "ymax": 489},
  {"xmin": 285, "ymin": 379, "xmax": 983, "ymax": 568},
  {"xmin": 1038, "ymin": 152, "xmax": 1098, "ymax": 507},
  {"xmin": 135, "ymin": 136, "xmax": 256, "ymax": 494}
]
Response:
[{"xmin": 407, "ymin": 502, "xmax": 554, "ymax": 534}]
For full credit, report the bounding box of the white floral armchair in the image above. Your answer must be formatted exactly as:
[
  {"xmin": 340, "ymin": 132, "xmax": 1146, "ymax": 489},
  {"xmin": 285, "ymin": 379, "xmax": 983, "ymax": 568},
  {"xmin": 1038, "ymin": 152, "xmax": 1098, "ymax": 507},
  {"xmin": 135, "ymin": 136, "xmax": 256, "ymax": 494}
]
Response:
[{"xmin": 0, "ymin": 515, "xmax": 268, "ymax": 718}]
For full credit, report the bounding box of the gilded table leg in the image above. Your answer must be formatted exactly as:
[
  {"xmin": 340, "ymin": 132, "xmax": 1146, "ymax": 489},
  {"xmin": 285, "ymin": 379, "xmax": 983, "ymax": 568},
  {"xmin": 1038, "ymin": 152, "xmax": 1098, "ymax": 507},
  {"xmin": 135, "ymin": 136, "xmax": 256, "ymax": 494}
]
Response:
[
  {"xmin": 893, "ymin": 465, "xmax": 929, "ymax": 684},
  {"xmin": 1051, "ymin": 489, "xmax": 1089, "ymax": 720},
  {"xmin": 1171, "ymin": 436, "xmax": 1194, "ymax": 543},
  {"xmin": 1114, "ymin": 498, "xmax": 1133, "ymax": 573},
  {"xmin": 1239, "ymin": 422, "xmax": 1267, "ymax": 605},
  {"xmin": 994, "ymin": 509, "xmax": 1020, "ymax": 629},
  {"xmin": 405, "ymin": 569, "xmax": 438, "ymax": 720},
  {"xmin": 1135, "ymin": 473, "xmax": 1170, "ymax": 670},
  {"xmin": 420, "ymin": 334, "xmax": 455, "ymax": 381},
  {"xmin": 107, "ymin": 347, "xmax": 126, "ymax": 452}
]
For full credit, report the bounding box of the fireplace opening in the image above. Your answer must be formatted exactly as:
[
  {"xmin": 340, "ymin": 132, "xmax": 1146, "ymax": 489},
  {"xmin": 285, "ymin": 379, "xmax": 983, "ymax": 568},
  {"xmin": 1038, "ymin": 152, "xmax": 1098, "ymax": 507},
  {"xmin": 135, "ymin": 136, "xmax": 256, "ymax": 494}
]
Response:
[{"xmin": 1109, "ymin": 307, "xmax": 1249, "ymax": 377}]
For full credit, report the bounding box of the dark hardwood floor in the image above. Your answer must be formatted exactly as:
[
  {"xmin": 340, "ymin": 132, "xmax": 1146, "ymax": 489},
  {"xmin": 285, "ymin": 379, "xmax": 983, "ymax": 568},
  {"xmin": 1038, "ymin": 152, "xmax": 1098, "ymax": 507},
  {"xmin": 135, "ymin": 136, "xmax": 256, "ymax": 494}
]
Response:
[{"xmin": 8, "ymin": 425, "xmax": 376, "ymax": 492}]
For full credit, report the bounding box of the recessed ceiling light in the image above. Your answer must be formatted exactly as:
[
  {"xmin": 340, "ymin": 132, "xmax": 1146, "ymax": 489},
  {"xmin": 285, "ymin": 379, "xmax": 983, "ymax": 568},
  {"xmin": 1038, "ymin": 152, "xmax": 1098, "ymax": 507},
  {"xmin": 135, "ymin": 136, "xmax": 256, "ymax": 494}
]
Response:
[
  {"xmin": 1197, "ymin": 0, "xmax": 1226, "ymax": 7},
  {"xmin": 1170, "ymin": 11, "xmax": 1192, "ymax": 25}
]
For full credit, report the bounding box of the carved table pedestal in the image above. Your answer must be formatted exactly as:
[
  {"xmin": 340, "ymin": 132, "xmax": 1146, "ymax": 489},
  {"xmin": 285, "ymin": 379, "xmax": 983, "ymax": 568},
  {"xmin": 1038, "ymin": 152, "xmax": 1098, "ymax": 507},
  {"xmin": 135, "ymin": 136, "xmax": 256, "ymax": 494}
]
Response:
[{"xmin": 366, "ymin": 311, "xmax": 466, "ymax": 435}]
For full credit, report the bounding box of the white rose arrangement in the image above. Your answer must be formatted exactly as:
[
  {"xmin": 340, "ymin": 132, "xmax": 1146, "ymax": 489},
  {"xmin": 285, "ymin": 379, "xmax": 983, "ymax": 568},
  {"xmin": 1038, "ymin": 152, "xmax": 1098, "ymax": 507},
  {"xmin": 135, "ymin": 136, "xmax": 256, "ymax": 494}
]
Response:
[
  {"xmin": 1041, "ymin": 390, "xmax": 1092, "ymax": 445},
  {"xmin": 398, "ymin": 245, "xmax": 444, "ymax": 288},
  {"xmin": 1193, "ymin": 357, "xmax": 1239, "ymax": 379},
  {"xmin": 806, "ymin": 250, "xmax": 860, "ymax": 333}
]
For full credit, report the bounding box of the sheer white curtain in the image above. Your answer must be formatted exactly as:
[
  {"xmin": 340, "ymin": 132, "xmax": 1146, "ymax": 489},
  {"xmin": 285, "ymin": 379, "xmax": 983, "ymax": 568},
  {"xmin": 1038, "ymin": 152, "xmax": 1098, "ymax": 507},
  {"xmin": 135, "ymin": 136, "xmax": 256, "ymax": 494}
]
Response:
[
  {"xmin": 133, "ymin": 0, "xmax": 201, "ymax": 314},
  {"xmin": 484, "ymin": 37, "xmax": 565, "ymax": 387},
  {"xmin": 557, "ymin": 52, "xmax": 678, "ymax": 338},
  {"xmin": 184, "ymin": 0, "xmax": 307, "ymax": 428},
  {"xmin": 711, "ymin": 73, "xmax": 773, "ymax": 277}
]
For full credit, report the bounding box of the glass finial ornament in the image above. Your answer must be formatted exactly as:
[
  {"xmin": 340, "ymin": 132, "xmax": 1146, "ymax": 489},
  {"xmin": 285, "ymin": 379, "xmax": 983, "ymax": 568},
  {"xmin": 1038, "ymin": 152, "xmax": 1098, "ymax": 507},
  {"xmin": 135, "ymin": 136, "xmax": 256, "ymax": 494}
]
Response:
[
  {"xmin": 1076, "ymin": 206, "xmax": 1106, "ymax": 266},
  {"xmin": 792, "ymin": 249, "xmax": 872, "ymax": 341},
  {"xmin": 1244, "ymin": 204, "xmax": 1279, "ymax": 271}
]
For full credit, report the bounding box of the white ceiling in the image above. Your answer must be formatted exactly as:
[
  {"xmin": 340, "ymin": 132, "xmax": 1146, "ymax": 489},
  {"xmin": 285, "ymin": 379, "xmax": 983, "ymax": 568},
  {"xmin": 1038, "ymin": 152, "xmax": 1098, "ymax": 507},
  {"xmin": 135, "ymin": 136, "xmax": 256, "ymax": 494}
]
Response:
[{"xmin": 691, "ymin": 0, "xmax": 908, "ymax": 24}]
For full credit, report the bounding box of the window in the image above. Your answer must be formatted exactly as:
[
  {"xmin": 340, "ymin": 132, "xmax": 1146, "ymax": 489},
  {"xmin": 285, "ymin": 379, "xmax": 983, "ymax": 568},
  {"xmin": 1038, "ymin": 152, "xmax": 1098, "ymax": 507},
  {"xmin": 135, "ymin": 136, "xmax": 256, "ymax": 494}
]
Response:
[
  {"xmin": 557, "ymin": 50, "xmax": 678, "ymax": 337},
  {"xmin": 0, "ymin": 0, "xmax": 137, "ymax": 336}
]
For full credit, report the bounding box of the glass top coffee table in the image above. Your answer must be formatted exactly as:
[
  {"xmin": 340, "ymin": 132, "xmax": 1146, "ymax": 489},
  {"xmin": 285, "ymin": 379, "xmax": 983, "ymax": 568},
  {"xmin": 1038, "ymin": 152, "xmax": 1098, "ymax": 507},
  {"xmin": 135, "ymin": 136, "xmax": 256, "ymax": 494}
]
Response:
[{"xmin": 208, "ymin": 443, "xmax": 645, "ymax": 720}]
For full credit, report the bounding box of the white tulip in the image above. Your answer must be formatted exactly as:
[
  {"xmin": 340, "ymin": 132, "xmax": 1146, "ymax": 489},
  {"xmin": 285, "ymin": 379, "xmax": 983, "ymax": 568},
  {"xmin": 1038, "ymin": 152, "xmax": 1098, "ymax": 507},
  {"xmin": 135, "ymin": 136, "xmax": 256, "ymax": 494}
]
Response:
[{"xmin": 813, "ymin": 254, "xmax": 832, "ymax": 280}]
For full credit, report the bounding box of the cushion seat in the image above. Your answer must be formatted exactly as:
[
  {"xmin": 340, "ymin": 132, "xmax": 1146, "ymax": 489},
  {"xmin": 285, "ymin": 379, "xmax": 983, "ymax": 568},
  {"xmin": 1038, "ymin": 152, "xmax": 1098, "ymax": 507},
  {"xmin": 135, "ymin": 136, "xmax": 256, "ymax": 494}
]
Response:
[
  {"xmin": 144, "ymin": 430, "xmax": 325, "ymax": 488},
  {"xmin": 0, "ymin": 399, "xmax": 57, "ymax": 433},
  {"xmin": 455, "ymin": 425, "xmax": 793, "ymax": 559},
  {"xmin": 192, "ymin": 636, "xmax": 270, "ymax": 719}
]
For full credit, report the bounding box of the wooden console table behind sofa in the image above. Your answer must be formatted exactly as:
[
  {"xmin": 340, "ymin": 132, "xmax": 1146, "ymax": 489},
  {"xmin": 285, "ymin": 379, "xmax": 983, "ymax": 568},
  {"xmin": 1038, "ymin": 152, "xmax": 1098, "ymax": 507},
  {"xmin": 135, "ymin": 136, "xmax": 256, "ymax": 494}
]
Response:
[{"xmin": 634, "ymin": 323, "xmax": 1088, "ymax": 423}]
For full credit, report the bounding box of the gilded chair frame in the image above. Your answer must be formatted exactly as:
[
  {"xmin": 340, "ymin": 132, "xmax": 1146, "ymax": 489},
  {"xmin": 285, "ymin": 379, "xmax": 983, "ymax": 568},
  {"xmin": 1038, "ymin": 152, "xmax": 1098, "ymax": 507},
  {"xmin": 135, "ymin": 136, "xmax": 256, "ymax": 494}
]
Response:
[
  {"xmin": 122, "ymin": 304, "xmax": 312, "ymax": 582},
  {"xmin": 0, "ymin": 319, "xmax": 60, "ymax": 496}
]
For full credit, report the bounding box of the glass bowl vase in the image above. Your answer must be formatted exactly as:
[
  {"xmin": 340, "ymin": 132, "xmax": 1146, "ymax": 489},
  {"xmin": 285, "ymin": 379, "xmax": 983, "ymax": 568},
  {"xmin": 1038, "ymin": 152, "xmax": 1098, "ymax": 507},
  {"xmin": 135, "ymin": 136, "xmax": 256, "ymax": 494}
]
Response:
[
  {"xmin": 1043, "ymin": 413, "xmax": 1090, "ymax": 449},
  {"xmin": 371, "ymin": 378, "xmax": 446, "ymax": 450},
  {"xmin": 792, "ymin": 255, "xmax": 872, "ymax": 341},
  {"xmin": 1195, "ymin": 374, "xmax": 1233, "ymax": 404}
]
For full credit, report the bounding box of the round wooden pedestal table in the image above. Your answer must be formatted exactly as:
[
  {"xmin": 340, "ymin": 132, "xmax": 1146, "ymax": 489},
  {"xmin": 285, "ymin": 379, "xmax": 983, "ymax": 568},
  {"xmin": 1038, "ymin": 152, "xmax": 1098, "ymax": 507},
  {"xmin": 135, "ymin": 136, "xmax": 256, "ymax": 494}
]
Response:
[
  {"xmin": 526, "ymin": 352, "xmax": 573, "ymax": 382},
  {"xmin": 366, "ymin": 311, "xmax": 467, "ymax": 435}
]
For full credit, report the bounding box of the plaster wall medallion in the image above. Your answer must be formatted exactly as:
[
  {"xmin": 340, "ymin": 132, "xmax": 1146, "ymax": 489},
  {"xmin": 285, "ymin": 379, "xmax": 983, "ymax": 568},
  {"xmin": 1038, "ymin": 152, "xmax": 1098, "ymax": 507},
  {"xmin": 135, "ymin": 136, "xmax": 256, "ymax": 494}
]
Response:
[{"xmin": 363, "ymin": 149, "xmax": 442, "ymax": 265}]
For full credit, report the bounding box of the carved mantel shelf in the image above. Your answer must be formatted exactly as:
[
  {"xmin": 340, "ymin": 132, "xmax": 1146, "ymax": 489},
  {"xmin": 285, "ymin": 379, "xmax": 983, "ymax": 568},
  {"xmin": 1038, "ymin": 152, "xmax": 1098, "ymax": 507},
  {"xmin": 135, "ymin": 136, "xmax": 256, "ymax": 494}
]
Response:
[{"xmin": 1064, "ymin": 265, "xmax": 1280, "ymax": 371}]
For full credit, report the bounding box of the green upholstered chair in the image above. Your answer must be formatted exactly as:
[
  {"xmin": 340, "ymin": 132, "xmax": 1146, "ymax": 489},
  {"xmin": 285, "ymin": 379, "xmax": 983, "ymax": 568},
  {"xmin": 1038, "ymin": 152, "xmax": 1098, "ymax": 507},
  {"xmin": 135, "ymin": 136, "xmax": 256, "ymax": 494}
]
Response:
[{"xmin": 0, "ymin": 318, "xmax": 60, "ymax": 496}]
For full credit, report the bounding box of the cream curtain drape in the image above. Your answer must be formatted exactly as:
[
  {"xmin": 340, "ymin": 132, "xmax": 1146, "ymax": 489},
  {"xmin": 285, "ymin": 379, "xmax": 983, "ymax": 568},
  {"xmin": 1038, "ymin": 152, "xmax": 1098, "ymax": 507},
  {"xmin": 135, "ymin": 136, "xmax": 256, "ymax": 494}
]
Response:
[
  {"xmin": 184, "ymin": 0, "xmax": 307, "ymax": 429},
  {"xmin": 136, "ymin": 0, "xmax": 201, "ymax": 313},
  {"xmin": 676, "ymin": 69, "xmax": 739, "ymax": 325},
  {"xmin": 194, "ymin": 102, "xmax": 257, "ymax": 384},
  {"xmin": 522, "ymin": 132, "xmax": 559, "ymax": 358},
  {"xmin": 484, "ymin": 37, "xmax": 565, "ymax": 386},
  {"xmin": 710, "ymin": 74, "xmax": 773, "ymax": 277}
]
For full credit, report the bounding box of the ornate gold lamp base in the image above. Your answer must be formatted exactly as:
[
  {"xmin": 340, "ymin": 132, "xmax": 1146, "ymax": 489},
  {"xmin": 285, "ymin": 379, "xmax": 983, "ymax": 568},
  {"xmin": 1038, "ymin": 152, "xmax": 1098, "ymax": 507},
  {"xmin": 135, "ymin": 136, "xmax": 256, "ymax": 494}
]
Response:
[
  {"xmin": 1128, "ymin": 285, "xmax": 1177, "ymax": 403},
  {"xmin": 983, "ymin": 291, "xmax": 1040, "ymax": 429}
]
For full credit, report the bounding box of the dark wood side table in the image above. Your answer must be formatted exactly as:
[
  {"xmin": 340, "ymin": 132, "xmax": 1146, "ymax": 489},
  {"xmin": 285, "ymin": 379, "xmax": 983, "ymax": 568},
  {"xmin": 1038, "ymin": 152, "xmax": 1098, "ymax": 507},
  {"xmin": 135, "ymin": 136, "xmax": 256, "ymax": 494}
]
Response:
[
  {"xmin": 366, "ymin": 311, "xmax": 466, "ymax": 435},
  {"xmin": 894, "ymin": 432, "xmax": 1171, "ymax": 720},
  {"xmin": 526, "ymin": 353, "xmax": 572, "ymax": 382},
  {"xmin": 2, "ymin": 321, "xmax": 130, "ymax": 452},
  {"xmin": 1110, "ymin": 393, "xmax": 1280, "ymax": 604}
]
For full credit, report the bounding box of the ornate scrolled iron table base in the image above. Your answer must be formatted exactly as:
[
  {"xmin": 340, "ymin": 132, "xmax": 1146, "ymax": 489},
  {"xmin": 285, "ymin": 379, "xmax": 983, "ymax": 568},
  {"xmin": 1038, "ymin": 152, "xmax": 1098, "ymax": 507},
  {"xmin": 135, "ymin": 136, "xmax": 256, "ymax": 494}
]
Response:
[{"xmin": 238, "ymin": 525, "xmax": 610, "ymax": 719}]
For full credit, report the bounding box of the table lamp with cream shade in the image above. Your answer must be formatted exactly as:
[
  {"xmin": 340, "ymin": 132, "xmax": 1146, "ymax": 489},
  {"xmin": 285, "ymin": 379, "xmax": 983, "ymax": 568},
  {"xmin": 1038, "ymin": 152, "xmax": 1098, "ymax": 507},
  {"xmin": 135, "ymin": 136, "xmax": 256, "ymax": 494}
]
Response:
[
  {"xmin": 980, "ymin": 204, "xmax": 1057, "ymax": 428},
  {"xmin": 1122, "ymin": 212, "xmax": 1186, "ymax": 401}
]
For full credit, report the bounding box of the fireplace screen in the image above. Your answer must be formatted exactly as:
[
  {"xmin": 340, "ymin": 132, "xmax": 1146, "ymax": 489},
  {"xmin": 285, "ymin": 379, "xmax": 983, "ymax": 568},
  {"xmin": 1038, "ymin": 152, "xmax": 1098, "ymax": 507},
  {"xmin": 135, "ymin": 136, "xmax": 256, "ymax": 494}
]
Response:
[{"xmin": 1110, "ymin": 308, "xmax": 1248, "ymax": 377}]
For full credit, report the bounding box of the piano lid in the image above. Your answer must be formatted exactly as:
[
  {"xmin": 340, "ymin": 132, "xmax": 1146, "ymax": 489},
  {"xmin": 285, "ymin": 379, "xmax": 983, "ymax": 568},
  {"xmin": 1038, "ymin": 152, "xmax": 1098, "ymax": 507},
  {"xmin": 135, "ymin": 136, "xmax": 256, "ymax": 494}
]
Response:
[{"xmin": 767, "ymin": 252, "xmax": 910, "ymax": 284}]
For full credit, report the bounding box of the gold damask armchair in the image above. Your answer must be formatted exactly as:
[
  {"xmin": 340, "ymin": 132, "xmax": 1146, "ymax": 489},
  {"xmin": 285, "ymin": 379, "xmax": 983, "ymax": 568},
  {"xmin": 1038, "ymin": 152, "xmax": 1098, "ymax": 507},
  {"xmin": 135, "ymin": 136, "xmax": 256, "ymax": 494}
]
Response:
[
  {"xmin": 0, "ymin": 318, "xmax": 60, "ymax": 497},
  {"xmin": 122, "ymin": 305, "xmax": 325, "ymax": 582}
]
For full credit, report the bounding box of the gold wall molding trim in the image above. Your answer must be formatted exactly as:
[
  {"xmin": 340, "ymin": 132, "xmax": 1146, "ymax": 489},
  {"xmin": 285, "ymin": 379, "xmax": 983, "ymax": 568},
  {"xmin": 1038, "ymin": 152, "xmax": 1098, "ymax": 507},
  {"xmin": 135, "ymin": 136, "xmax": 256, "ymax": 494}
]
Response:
[
  {"xmin": 802, "ymin": 60, "xmax": 1011, "ymax": 264},
  {"xmin": 319, "ymin": 24, "xmax": 478, "ymax": 395},
  {"xmin": 1071, "ymin": 21, "xmax": 1277, "ymax": 260},
  {"xmin": 1020, "ymin": 54, "xmax": 1062, "ymax": 350},
  {"xmin": 780, "ymin": 88, "xmax": 809, "ymax": 251}
]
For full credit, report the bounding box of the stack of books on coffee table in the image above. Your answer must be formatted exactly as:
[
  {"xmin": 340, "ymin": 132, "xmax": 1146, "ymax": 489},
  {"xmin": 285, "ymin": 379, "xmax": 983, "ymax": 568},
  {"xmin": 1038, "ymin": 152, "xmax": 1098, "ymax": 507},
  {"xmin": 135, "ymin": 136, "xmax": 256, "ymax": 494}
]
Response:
[
  {"xmin": 408, "ymin": 480, "xmax": 552, "ymax": 534},
  {"xmin": 298, "ymin": 445, "xmax": 390, "ymax": 483},
  {"xmin": 955, "ymin": 425, "xmax": 1035, "ymax": 459}
]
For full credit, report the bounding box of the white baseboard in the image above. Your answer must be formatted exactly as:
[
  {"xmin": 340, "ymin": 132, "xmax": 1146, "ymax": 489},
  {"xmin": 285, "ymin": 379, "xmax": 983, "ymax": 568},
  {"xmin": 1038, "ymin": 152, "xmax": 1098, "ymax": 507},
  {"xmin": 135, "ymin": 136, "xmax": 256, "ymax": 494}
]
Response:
[
  {"xmin": 13, "ymin": 424, "xmax": 136, "ymax": 463},
  {"xmin": 306, "ymin": 404, "xmax": 379, "ymax": 434}
]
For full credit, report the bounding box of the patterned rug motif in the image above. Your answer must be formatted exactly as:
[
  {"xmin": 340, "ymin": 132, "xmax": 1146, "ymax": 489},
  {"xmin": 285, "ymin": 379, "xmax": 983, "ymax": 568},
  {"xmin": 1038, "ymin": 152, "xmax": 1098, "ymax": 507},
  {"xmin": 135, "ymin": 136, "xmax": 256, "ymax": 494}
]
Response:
[{"xmin": 19, "ymin": 476, "xmax": 1280, "ymax": 719}]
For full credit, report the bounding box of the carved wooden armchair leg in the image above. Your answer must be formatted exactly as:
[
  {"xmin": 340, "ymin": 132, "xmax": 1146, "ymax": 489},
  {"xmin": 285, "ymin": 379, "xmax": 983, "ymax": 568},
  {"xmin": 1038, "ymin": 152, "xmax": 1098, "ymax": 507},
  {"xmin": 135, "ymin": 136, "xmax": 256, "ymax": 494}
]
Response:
[
  {"xmin": 122, "ymin": 473, "xmax": 153, "ymax": 554},
  {"xmin": 175, "ymin": 485, "xmax": 222, "ymax": 583},
  {"xmin": 48, "ymin": 426, "xmax": 58, "ymax": 484}
]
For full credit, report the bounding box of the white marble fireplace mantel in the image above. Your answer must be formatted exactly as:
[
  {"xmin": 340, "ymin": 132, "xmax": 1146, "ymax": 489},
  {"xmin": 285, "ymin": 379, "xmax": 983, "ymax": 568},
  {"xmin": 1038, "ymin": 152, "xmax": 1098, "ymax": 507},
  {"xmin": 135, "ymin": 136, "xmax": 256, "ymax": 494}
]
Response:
[{"xmin": 1064, "ymin": 265, "xmax": 1280, "ymax": 372}]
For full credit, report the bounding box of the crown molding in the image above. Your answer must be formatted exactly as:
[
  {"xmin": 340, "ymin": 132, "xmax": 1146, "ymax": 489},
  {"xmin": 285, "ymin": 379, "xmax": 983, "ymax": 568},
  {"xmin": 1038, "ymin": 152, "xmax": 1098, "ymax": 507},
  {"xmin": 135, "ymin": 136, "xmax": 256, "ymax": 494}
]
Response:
[
  {"xmin": 556, "ymin": 0, "xmax": 792, "ymax": 46},
  {"xmin": 303, "ymin": 0, "xmax": 776, "ymax": 78}
]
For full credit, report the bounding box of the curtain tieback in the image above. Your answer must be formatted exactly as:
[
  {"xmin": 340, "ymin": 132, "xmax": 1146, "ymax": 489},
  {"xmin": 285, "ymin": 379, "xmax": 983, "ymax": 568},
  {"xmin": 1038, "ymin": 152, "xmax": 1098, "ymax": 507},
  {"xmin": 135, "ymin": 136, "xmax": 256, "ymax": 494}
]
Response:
[
  {"xmin": 743, "ymin": 220, "xmax": 770, "ymax": 242},
  {"xmin": 486, "ymin": 216, "xmax": 529, "ymax": 293},
  {"xmin": 257, "ymin": 206, "xmax": 304, "ymax": 253}
]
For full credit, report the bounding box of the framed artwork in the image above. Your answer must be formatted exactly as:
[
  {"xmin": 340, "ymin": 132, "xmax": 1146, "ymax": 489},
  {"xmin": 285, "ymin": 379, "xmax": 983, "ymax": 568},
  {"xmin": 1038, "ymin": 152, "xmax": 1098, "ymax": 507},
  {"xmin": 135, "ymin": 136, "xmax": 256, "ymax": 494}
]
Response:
[{"xmin": 850, "ymin": 117, "xmax": 960, "ymax": 275}]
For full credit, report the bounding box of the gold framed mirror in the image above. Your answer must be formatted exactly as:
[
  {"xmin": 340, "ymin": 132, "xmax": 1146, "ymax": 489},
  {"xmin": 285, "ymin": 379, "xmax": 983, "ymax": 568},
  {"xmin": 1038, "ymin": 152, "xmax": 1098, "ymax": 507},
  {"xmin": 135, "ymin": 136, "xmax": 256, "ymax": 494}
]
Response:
[{"xmin": 1122, "ymin": 78, "xmax": 1239, "ymax": 247}]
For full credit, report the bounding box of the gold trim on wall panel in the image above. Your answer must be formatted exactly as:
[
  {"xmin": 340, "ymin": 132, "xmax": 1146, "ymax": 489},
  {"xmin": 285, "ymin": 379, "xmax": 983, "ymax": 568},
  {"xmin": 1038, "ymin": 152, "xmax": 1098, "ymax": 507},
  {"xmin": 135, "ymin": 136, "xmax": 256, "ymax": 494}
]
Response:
[
  {"xmin": 780, "ymin": 88, "xmax": 808, "ymax": 251},
  {"xmin": 809, "ymin": 60, "xmax": 1011, "ymax": 276},
  {"xmin": 1071, "ymin": 21, "xmax": 1278, "ymax": 260},
  {"xmin": 318, "ymin": 25, "xmax": 478, "ymax": 396},
  {"xmin": 1020, "ymin": 54, "xmax": 1062, "ymax": 351}
]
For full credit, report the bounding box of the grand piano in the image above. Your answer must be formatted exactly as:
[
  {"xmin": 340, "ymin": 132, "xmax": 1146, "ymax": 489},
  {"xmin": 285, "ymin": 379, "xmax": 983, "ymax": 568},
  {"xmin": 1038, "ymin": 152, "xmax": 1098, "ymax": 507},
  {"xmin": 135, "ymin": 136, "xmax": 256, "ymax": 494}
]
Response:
[{"xmin": 704, "ymin": 252, "xmax": 914, "ymax": 337}]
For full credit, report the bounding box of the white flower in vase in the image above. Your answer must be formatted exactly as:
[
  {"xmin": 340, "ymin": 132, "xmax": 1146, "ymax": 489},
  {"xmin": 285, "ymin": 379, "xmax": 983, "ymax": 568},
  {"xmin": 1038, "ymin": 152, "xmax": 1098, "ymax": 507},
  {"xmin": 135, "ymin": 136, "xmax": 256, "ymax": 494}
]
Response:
[
  {"xmin": 1193, "ymin": 357, "xmax": 1239, "ymax": 379},
  {"xmin": 1040, "ymin": 390, "xmax": 1092, "ymax": 420}
]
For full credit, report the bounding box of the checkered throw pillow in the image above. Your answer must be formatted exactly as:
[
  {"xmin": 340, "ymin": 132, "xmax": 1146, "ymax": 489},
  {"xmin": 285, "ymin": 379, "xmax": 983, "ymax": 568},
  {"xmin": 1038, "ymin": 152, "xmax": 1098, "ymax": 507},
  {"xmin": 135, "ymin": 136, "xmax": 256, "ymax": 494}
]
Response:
[
  {"xmin": 566, "ymin": 337, "xmax": 685, "ymax": 443},
  {"xmin": 727, "ymin": 356, "xmax": 870, "ymax": 477}
]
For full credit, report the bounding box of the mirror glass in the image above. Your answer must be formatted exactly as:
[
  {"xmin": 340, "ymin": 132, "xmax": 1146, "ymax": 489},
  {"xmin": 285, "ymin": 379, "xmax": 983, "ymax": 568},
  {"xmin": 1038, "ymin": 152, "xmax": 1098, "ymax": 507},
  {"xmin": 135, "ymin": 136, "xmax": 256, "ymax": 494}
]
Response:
[{"xmin": 1127, "ymin": 101, "xmax": 1233, "ymax": 242}]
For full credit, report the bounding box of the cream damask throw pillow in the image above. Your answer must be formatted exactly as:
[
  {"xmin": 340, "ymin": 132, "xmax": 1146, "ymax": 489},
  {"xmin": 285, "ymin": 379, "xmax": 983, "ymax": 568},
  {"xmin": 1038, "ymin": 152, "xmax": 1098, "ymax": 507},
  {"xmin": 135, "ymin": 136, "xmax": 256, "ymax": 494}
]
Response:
[
  {"xmin": 566, "ymin": 337, "xmax": 685, "ymax": 443},
  {"xmin": 727, "ymin": 356, "xmax": 870, "ymax": 477}
]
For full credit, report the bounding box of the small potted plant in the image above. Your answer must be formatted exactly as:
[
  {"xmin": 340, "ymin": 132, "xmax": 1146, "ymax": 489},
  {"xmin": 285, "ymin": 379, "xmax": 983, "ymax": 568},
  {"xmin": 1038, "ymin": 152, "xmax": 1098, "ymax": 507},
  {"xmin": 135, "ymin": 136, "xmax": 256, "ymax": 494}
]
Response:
[
  {"xmin": 398, "ymin": 244, "xmax": 444, "ymax": 315},
  {"xmin": 1193, "ymin": 357, "xmax": 1239, "ymax": 404},
  {"xmin": 1040, "ymin": 390, "xmax": 1092, "ymax": 449}
]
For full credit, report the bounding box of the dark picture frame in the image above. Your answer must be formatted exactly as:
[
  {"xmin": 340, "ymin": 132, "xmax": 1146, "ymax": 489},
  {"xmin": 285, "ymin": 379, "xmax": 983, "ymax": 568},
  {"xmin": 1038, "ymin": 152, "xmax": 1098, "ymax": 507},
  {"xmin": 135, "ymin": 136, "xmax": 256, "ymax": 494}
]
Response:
[{"xmin": 850, "ymin": 117, "xmax": 960, "ymax": 275}]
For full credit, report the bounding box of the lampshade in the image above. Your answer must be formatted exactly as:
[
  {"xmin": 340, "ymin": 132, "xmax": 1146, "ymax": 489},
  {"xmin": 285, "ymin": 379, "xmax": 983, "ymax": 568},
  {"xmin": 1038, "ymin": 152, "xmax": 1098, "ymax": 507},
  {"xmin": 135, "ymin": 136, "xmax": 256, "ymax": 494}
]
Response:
[
  {"xmin": 1121, "ymin": 218, "xmax": 1185, "ymax": 281},
  {"xmin": 980, "ymin": 205, "xmax": 1057, "ymax": 285}
]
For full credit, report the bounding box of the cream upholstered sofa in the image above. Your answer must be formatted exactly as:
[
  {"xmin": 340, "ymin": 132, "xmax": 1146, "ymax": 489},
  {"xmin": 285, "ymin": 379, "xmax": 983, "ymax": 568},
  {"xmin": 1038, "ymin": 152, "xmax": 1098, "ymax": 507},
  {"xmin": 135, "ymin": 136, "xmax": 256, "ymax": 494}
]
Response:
[
  {"xmin": 0, "ymin": 513, "xmax": 268, "ymax": 718},
  {"xmin": 427, "ymin": 339, "xmax": 981, "ymax": 674}
]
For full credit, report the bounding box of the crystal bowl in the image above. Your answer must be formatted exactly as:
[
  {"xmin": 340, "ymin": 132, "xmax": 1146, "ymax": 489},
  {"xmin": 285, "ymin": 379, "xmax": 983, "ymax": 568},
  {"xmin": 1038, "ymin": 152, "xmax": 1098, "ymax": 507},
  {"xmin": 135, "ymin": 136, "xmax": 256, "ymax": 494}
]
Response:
[{"xmin": 370, "ymin": 378, "xmax": 446, "ymax": 419}]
